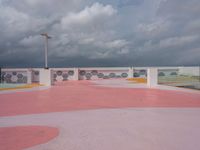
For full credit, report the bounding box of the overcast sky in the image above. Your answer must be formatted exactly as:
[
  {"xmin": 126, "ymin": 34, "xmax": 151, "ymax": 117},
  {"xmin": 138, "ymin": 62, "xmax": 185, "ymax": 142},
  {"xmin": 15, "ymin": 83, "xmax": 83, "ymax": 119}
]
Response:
[{"xmin": 0, "ymin": 0, "xmax": 200, "ymax": 67}]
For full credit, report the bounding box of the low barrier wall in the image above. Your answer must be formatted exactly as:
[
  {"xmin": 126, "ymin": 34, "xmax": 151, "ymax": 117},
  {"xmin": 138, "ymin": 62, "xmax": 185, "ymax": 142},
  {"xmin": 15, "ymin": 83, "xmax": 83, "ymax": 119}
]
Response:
[
  {"xmin": 0, "ymin": 67, "xmax": 199, "ymax": 88},
  {"xmin": 0, "ymin": 67, "xmax": 147, "ymax": 84}
]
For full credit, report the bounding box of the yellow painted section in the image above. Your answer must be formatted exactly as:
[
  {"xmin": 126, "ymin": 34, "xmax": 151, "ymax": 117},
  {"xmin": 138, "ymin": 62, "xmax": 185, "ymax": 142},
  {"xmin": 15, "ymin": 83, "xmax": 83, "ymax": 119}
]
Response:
[
  {"xmin": 0, "ymin": 84, "xmax": 43, "ymax": 91},
  {"xmin": 127, "ymin": 78, "xmax": 147, "ymax": 83}
]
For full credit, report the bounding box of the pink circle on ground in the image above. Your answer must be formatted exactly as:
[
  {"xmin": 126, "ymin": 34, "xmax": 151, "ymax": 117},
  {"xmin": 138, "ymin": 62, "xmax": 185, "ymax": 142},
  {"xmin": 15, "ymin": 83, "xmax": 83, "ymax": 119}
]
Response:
[{"xmin": 0, "ymin": 126, "xmax": 59, "ymax": 150}]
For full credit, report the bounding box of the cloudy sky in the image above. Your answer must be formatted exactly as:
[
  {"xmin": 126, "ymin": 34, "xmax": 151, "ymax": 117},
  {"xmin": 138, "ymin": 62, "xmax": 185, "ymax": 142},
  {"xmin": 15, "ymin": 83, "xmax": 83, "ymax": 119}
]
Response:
[{"xmin": 0, "ymin": 0, "xmax": 200, "ymax": 67}]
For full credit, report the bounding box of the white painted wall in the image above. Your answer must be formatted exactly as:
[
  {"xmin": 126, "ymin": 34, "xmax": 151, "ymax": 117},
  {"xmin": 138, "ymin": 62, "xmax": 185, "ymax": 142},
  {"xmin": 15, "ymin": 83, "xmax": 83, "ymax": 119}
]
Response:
[
  {"xmin": 27, "ymin": 69, "xmax": 32, "ymax": 84},
  {"xmin": 147, "ymin": 68, "xmax": 158, "ymax": 88},
  {"xmin": 128, "ymin": 67, "xmax": 134, "ymax": 78},
  {"xmin": 73, "ymin": 68, "xmax": 79, "ymax": 80},
  {"xmin": 39, "ymin": 69, "xmax": 52, "ymax": 86}
]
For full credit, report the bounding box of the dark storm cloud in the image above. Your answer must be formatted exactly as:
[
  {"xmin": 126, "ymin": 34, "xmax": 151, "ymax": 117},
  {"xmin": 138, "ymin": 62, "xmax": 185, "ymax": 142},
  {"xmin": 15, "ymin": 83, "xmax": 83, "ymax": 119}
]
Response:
[{"xmin": 0, "ymin": 0, "xmax": 200, "ymax": 68}]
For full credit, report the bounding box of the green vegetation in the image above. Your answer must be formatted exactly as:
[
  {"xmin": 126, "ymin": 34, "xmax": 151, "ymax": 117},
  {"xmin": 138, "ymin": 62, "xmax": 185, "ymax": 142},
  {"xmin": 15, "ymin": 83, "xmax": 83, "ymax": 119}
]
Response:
[{"xmin": 158, "ymin": 75, "xmax": 200, "ymax": 90}]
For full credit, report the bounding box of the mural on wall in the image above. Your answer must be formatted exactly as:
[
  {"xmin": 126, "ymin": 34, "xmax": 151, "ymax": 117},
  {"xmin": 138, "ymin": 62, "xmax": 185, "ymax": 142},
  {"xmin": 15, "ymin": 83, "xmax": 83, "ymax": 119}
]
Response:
[
  {"xmin": 79, "ymin": 70, "xmax": 128, "ymax": 80},
  {"xmin": 1, "ymin": 71, "xmax": 28, "ymax": 83},
  {"xmin": 133, "ymin": 69, "xmax": 147, "ymax": 78},
  {"xmin": 32, "ymin": 70, "xmax": 40, "ymax": 83},
  {"xmin": 0, "ymin": 68, "xmax": 184, "ymax": 85},
  {"xmin": 158, "ymin": 69, "xmax": 179, "ymax": 77},
  {"xmin": 51, "ymin": 69, "xmax": 129, "ymax": 81},
  {"xmin": 52, "ymin": 70, "xmax": 75, "ymax": 82}
]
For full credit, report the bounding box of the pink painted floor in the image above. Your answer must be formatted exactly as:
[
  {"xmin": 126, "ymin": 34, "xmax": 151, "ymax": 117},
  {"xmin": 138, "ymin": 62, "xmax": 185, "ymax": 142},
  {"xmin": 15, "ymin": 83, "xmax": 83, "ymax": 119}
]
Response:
[
  {"xmin": 0, "ymin": 80, "xmax": 200, "ymax": 150},
  {"xmin": 0, "ymin": 126, "xmax": 59, "ymax": 150},
  {"xmin": 0, "ymin": 80, "xmax": 200, "ymax": 117}
]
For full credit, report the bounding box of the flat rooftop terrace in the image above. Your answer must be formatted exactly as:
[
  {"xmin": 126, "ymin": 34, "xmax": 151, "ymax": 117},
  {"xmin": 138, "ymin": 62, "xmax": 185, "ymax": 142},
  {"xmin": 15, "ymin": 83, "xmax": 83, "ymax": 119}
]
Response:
[{"xmin": 0, "ymin": 79, "xmax": 200, "ymax": 150}]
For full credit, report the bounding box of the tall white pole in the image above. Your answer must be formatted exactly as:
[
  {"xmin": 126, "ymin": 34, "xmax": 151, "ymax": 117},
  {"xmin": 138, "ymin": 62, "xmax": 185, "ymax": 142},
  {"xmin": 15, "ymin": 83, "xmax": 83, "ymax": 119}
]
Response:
[
  {"xmin": 199, "ymin": 66, "xmax": 200, "ymax": 82},
  {"xmin": 45, "ymin": 36, "xmax": 48, "ymax": 69},
  {"xmin": 41, "ymin": 33, "xmax": 51, "ymax": 69}
]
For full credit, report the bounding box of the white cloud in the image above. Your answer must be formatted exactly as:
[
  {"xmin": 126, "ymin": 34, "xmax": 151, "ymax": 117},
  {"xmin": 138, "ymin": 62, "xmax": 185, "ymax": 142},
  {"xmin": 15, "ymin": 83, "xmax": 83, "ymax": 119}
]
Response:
[
  {"xmin": 78, "ymin": 37, "xmax": 95, "ymax": 44},
  {"xmin": 61, "ymin": 2, "xmax": 117, "ymax": 29},
  {"xmin": 91, "ymin": 39, "xmax": 130, "ymax": 58},
  {"xmin": 117, "ymin": 47, "xmax": 130, "ymax": 54},
  {"xmin": 19, "ymin": 35, "xmax": 42, "ymax": 47},
  {"xmin": 0, "ymin": 6, "xmax": 29, "ymax": 33},
  {"xmin": 137, "ymin": 19, "xmax": 170, "ymax": 38},
  {"xmin": 159, "ymin": 35, "xmax": 199, "ymax": 48},
  {"xmin": 138, "ymin": 35, "xmax": 200, "ymax": 53},
  {"xmin": 105, "ymin": 40, "xmax": 129, "ymax": 49},
  {"xmin": 0, "ymin": 5, "xmax": 50, "ymax": 39}
]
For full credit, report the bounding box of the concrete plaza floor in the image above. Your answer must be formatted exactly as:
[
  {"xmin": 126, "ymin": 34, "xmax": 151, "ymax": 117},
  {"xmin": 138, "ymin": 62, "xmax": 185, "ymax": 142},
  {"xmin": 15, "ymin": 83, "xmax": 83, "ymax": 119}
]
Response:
[{"xmin": 0, "ymin": 79, "xmax": 200, "ymax": 150}]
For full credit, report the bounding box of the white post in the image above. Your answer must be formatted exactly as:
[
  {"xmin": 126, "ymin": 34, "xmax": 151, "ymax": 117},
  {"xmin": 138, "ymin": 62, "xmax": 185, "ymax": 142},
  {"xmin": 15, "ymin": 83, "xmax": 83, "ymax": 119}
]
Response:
[
  {"xmin": 41, "ymin": 33, "xmax": 51, "ymax": 69},
  {"xmin": 147, "ymin": 68, "xmax": 158, "ymax": 88},
  {"xmin": 44, "ymin": 37, "xmax": 48, "ymax": 69},
  {"xmin": 39, "ymin": 69, "xmax": 52, "ymax": 86},
  {"xmin": 128, "ymin": 67, "xmax": 134, "ymax": 78},
  {"xmin": 27, "ymin": 69, "xmax": 32, "ymax": 84},
  {"xmin": 73, "ymin": 68, "xmax": 79, "ymax": 80}
]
